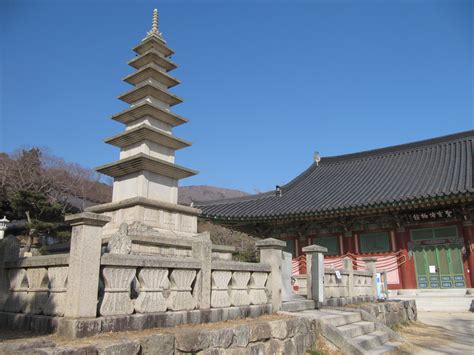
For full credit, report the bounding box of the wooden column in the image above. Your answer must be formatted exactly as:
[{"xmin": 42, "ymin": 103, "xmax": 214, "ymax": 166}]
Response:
[
  {"xmin": 343, "ymin": 231, "xmax": 356, "ymax": 254},
  {"xmin": 462, "ymin": 221, "xmax": 474, "ymax": 287},
  {"xmin": 396, "ymin": 227, "xmax": 417, "ymax": 289}
]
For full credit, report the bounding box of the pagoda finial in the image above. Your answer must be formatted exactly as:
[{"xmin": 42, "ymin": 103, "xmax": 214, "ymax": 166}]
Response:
[{"xmin": 146, "ymin": 8, "xmax": 164, "ymax": 41}]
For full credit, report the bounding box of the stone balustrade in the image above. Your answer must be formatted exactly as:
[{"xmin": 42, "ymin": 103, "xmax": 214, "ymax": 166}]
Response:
[
  {"xmin": 301, "ymin": 246, "xmax": 378, "ymax": 307},
  {"xmin": 1, "ymin": 254, "xmax": 69, "ymax": 317},
  {"xmin": 210, "ymin": 260, "xmax": 271, "ymax": 308},
  {"xmin": 99, "ymin": 254, "xmax": 202, "ymax": 315},
  {"xmin": 0, "ymin": 217, "xmax": 278, "ymax": 337}
]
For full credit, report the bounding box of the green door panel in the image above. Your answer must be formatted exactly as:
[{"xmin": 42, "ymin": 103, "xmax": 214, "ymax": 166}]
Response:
[{"xmin": 411, "ymin": 226, "xmax": 465, "ymax": 289}]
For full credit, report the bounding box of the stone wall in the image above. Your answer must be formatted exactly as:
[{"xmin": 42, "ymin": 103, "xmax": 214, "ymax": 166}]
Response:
[
  {"xmin": 0, "ymin": 315, "xmax": 319, "ymax": 355},
  {"xmin": 359, "ymin": 300, "xmax": 417, "ymax": 326}
]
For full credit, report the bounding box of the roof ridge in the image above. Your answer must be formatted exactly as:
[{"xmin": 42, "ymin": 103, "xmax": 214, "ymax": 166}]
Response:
[{"xmin": 320, "ymin": 130, "xmax": 474, "ymax": 164}]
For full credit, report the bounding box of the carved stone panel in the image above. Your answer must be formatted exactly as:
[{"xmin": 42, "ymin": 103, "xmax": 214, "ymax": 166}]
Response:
[
  {"xmin": 168, "ymin": 269, "xmax": 196, "ymax": 311},
  {"xmin": 210, "ymin": 271, "xmax": 231, "ymax": 308},
  {"xmin": 230, "ymin": 271, "xmax": 251, "ymax": 306},
  {"xmin": 4, "ymin": 268, "xmax": 28, "ymax": 313},
  {"xmin": 134, "ymin": 268, "xmax": 169, "ymax": 313},
  {"xmin": 44, "ymin": 266, "xmax": 68, "ymax": 316},
  {"xmin": 100, "ymin": 266, "xmax": 135, "ymax": 316},
  {"xmin": 249, "ymin": 272, "xmax": 268, "ymax": 305},
  {"xmin": 23, "ymin": 268, "xmax": 49, "ymax": 314}
]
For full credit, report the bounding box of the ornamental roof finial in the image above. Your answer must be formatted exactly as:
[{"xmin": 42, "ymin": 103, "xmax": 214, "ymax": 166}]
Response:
[{"xmin": 146, "ymin": 8, "xmax": 164, "ymax": 40}]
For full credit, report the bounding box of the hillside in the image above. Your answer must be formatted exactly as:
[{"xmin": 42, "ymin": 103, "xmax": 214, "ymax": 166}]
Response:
[{"xmin": 178, "ymin": 185, "xmax": 248, "ymax": 205}]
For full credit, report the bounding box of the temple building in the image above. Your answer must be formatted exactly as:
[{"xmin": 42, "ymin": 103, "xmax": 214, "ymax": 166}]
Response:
[
  {"xmin": 199, "ymin": 130, "xmax": 474, "ymax": 290},
  {"xmin": 87, "ymin": 9, "xmax": 200, "ymax": 238}
]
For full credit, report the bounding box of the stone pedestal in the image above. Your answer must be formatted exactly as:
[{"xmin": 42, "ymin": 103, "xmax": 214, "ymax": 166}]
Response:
[
  {"xmin": 303, "ymin": 244, "xmax": 327, "ymax": 308},
  {"xmin": 256, "ymin": 238, "xmax": 286, "ymax": 312},
  {"xmin": 86, "ymin": 197, "xmax": 200, "ymax": 238},
  {"xmin": 63, "ymin": 212, "xmax": 111, "ymax": 318}
]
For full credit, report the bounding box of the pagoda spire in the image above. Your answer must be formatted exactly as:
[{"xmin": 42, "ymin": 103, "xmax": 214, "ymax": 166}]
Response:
[{"xmin": 146, "ymin": 8, "xmax": 165, "ymax": 42}]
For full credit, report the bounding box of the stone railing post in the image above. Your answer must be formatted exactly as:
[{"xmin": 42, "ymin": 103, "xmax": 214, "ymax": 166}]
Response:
[
  {"xmin": 0, "ymin": 235, "xmax": 20, "ymax": 310},
  {"xmin": 342, "ymin": 256, "xmax": 354, "ymax": 300},
  {"xmin": 303, "ymin": 244, "xmax": 327, "ymax": 309},
  {"xmin": 361, "ymin": 257, "xmax": 378, "ymax": 299},
  {"xmin": 63, "ymin": 212, "xmax": 111, "ymax": 318},
  {"xmin": 0, "ymin": 240, "xmax": 7, "ymax": 309},
  {"xmin": 192, "ymin": 231, "xmax": 212, "ymax": 309},
  {"xmin": 256, "ymin": 238, "xmax": 286, "ymax": 312}
]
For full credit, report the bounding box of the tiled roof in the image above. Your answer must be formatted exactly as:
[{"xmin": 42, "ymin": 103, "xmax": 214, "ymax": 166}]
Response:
[{"xmin": 198, "ymin": 131, "xmax": 474, "ymax": 221}]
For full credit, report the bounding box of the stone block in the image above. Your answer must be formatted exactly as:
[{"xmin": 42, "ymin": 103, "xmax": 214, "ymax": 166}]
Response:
[
  {"xmin": 100, "ymin": 315, "xmax": 132, "ymax": 333},
  {"xmin": 57, "ymin": 317, "xmax": 101, "ymax": 338},
  {"xmin": 283, "ymin": 338, "xmax": 297, "ymax": 355},
  {"xmin": 292, "ymin": 333, "xmax": 306, "ymax": 355},
  {"xmin": 175, "ymin": 329, "xmax": 210, "ymax": 353},
  {"xmin": 139, "ymin": 333, "xmax": 175, "ymax": 355},
  {"xmin": 209, "ymin": 328, "xmax": 234, "ymax": 348},
  {"xmin": 0, "ymin": 339, "xmax": 55, "ymax": 354},
  {"xmin": 264, "ymin": 339, "xmax": 285, "ymax": 354},
  {"xmin": 269, "ymin": 320, "xmax": 288, "ymax": 340},
  {"xmin": 249, "ymin": 322, "xmax": 271, "ymax": 342},
  {"xmin": 232, "ymin": 325, "xmax": 250, "ymax": 347},
  {"xmin": 247, "ymin": 342, "xmax": 265, "ymax": 355},
  {"xmin": 96, "ymin": 340, "xmax": 140, "ymax": 355},
  {"xmin": 32, "ymin": 345, "xmax": 97, "ymax": 354}
]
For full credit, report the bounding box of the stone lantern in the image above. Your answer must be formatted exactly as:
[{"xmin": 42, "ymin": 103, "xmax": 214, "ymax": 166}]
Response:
[{"xmin": 0, "ymin": 216, "xmax": 9, "ymax": 240}]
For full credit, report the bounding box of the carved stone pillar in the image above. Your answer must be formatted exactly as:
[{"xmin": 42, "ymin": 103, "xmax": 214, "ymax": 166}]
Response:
[
  {"xmin": 361, "ymin": 256, "xmax": 378, "ymax": 298},
  {"xmin": 303, "ymin": 244, "xmax": 327, "ymax": 308},
  {"xmin": 256, "ymin": 238, "xmax": 286, "ymax": 312},
  {"xmin": 63, "ymin": 212, "xmax": 111, "ymax": 318}
]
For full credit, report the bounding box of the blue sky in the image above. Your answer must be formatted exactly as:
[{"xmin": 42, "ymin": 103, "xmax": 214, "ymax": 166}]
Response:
[{"xmin": 1, "ymin": 0, "xmax": 472, "ymax": 193}]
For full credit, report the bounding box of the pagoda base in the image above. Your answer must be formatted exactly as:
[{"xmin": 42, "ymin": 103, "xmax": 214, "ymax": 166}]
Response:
[{"xmin": 86, "ymin": 196, "xmax": 200, "ymax": 238}]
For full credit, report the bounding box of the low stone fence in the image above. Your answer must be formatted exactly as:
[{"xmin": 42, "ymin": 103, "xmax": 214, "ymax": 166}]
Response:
[
  {"xmin": 210, "ymin": 260, "xmax": 271, "ymax": 308},
  {"xmin": 2, "ymin": 254, "xmax": 69, "ymax": 317},
  {"xmin": 294, "ymin": 251, "xmax": 378, "ymax": 307},
  {"xmin": 99, "ymin": 254, "xmax": 202, "ymax": 316},
  {"xmin": 0, "ymin": 315, "xmax": 318, "ymax": 355},
  {"xmin": 0, "ymin": 213, "xmax": 278, "ymax": 338}
]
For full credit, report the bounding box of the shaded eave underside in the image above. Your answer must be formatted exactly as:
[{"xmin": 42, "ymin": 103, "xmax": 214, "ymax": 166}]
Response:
[{"xmin": 112, "ymin": 101, "xmax": 188, "ymax": 127}]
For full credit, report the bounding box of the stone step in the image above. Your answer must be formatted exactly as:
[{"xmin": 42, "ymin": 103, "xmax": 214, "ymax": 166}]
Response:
[
  {"xmin": 320, "ymin": 312, "xmax": 362, "ymax": 327},
  {"xmin": 353, "ymin": 330, "xmax": 389, "ymax": 350},
  {"xmin": 281, "ymin": 299, "xmax": 315, "ymax": 312},
  {"xmin": 367, "ymin": 341, "xmax": 403, "ymax": 354},
  {"xmin": 337, "ymin": 321, "xmax": 375, "ymax": 338}
]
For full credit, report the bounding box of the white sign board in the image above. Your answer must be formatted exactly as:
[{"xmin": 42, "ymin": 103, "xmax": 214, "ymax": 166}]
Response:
[
  {"xmin": 335, "ymin": 270, "xmax": 342, "ymax": 280},
  {"xmin": 429, "ymin": 265, "xmax": 436, "ymax": 274}
]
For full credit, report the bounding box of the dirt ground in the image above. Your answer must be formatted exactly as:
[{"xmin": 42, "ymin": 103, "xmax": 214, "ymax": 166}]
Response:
[{"xmin": 392, "ymin": 312, "xmax": 474, "ymax": 354}]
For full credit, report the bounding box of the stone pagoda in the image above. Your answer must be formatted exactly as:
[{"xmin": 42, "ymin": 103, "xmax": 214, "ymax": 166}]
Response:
[{"xmin": 87, "ymin": 9, "xmax": 200, "ymax": 238}]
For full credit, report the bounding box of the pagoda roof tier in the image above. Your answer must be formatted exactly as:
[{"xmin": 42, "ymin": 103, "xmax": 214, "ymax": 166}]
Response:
[
  {"xmin": 124, "ymin": 64, "xmax": 180, "ymax": 88},
  {"xmin": 128, "ymin": 49, "xmax": 177, "ymax": 72},
  {"xmin": 118, "ymin": 82, "xmax": 182, "ymax": 106},
  {"xmin": 104, "ymin": 124, "xmax": 191, "ymax": 150},
  {"xmin": 112, "ymin": 102, "xmax": 188, "ymax": 127},
  {"xmin": 97, "ymin": 153, "xmax": 197, "ymax": 179},
  {"xmin": 133, "ymin": 35, "xmax": 174, "ymax": 57}
]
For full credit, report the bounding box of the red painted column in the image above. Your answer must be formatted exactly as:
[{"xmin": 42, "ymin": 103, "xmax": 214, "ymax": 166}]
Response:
[
  {"xmin": 397, "ymin": 228, "xmax": 417, "ymax": 289},
  {"xmin": 343, "ymin": 232, "xmax": 353, "ymax": 255},
  {"xmin": 462, "ymin": 221, "xmax": 474, "ymax": 287}
]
